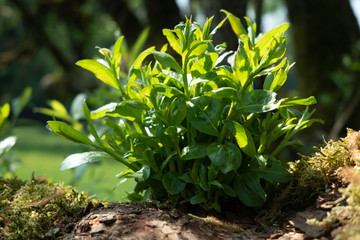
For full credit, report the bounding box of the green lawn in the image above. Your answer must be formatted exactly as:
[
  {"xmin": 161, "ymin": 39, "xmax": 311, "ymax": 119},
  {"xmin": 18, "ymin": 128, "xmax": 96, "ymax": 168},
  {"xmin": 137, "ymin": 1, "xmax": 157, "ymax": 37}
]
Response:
[{"xmin": 12, "ymin": 123, "xmax": 135, "ymax": 201}]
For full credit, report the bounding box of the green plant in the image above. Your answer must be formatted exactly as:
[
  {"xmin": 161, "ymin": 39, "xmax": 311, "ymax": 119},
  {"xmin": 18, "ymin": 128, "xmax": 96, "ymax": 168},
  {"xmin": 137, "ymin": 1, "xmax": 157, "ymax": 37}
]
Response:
[
  {"xmin": 47, "ymin": 11, "xmax": 322, "ymax": 210},
  {"xmin": 0, "ymin": 87, "xmax": 31, "ymax": 177}
]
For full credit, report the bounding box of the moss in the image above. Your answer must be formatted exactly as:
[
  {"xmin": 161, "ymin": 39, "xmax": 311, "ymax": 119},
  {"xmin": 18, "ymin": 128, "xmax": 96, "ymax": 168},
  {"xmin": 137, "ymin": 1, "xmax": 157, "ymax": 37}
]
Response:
[
  {"xmin": 0, "ymin": 176, "xmax": 97, "ymax": 239},
  {"xmin": 266, "ymin": 133, "xmax": 353, "ymax": 220}
]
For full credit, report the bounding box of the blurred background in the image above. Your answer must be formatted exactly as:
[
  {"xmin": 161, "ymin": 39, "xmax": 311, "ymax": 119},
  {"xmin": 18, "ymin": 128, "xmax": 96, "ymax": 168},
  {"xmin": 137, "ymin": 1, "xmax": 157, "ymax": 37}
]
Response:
[{"xmin": 1, "ymin": 0, "xmax": 360, "ymax": 201}]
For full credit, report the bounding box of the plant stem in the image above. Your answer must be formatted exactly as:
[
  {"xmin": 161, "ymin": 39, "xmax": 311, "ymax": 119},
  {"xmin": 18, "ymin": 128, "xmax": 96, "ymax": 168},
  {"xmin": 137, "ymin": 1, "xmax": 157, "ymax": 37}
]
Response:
[
  {"xmin": 219, "ymin": 102, "xmax": 236, "ymax": 143},
  {"xmin": 98, "ymin": 145, "xmax": 139, "ymax": 171}
]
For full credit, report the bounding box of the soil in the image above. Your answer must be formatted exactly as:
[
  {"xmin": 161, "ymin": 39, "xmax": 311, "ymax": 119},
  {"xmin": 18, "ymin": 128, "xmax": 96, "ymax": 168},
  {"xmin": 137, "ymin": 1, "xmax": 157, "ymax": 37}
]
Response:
[{"xmin": 63, "ymin": 182, "xmax": 346, "ymax": 240}]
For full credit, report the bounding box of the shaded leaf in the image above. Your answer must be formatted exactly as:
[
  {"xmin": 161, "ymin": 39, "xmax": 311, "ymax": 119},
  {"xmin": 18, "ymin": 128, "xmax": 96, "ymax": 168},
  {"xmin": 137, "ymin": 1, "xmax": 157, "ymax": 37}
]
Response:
[
  {"xmin": 162, "ymin": 171, "xmax": 186, "ymax": 195},
  {"xmin": 187, "ymin": 96, "xmax": 223, "ymax": 137},
  {"xmin": 207, "ymin": 142, "xmax": 242, "ymax": 174}
]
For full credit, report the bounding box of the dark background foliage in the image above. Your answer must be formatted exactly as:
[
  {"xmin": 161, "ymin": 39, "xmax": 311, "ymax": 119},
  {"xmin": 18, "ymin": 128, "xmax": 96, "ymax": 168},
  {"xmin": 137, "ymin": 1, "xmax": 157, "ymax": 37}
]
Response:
[{"xmin": 1, "ymin": 0, "xmax": 360, "ymax": 140}]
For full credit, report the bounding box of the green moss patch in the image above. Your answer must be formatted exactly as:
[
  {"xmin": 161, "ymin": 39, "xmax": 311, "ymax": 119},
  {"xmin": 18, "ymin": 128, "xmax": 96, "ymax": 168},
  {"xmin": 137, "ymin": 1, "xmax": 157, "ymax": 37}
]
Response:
[{"xmin": 0, "ymin": 176, "xmax": 96, "ymax": 239}]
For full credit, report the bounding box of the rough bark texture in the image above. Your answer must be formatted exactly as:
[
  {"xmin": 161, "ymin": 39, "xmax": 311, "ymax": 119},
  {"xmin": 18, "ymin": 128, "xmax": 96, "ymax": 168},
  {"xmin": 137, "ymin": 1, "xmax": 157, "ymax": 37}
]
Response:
[{"xmin": 63, "ymin": 183, "xmax": 346, "ymax": 240}]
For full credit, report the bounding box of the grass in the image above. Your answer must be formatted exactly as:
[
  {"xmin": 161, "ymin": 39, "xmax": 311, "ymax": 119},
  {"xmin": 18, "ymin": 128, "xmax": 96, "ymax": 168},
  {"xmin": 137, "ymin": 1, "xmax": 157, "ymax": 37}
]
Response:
[{"xmin": 12, "ymin": 122, "xmax": 135, "ymax": 201}]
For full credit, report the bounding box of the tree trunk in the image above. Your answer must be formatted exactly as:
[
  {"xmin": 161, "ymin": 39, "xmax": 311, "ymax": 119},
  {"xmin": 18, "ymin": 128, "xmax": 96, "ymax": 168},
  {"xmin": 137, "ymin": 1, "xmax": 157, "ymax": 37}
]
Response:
[{"xmin": 285, "ymin": 0, "xmax": 360, "ymax": 135}]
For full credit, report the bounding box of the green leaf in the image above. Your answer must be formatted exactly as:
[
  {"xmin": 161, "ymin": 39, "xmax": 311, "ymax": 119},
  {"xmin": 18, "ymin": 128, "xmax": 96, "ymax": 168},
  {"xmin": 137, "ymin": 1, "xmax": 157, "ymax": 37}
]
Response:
[
  {"xmin": 190, "ymin": 52, "xmax": 218, "ymax": 78},
  {"xmin": 181, "ymin": 143, "xmax": 208, "ymax": 160},
  {"xmin": 130, "ymin": 165, "xmax": 151, "ymax": 182},
  {"xmin": 132, "ymin": 46, "xmax": 156, "ymax": 69},
  {"xmin": 106, "ymin": 101, "xmax": 144, "ymax": 123},
  {"xmin": 224, "ymin": 120, "xmax": 256, "ymax": 157},
  {"xmin": 187, "ymin": 96, "xmax": 223, "ymax": 137},
  {"xmin": 11, "ymin": 86, "xmax": 32, "ymax": 119},
  {"xmin": 83, "ymin": 101, "xmax": 101, "ymax": 143},
  {"xmin": 199, "ymin": 164, "xmax": 208, "ymax": 191},
  {"xmin": 0, "ymin": 136, "xmax": 16, "ymax": 155},
  {"xmin": 234, "ymin": 172, "xmax": 266, "ymax": 207},
  {"xmin": 280, "ymin": 96, "xmax": 317, "ymax": 107},
  {"xmin": 223, "ymin": 184, "xmax": 236, "ymax": 197},
  {"xmin": 269, "ymin": 69, "xmax": 287, "ymax": 92},
  {"xmin": 162, "ymin": 171, "xmax": 186, "ymax": 195},
  {"xmin": 170, "ymin": 98, "xmax": 187, "ymax": 125},
  {"xmin": 91, "ymin": 102, "xmax": 118, "ymax": 119},
  {"xmin": 163, "ymin": 29, "xmax": 182, "ymax": 55},
  {"xmin": 250, "ymin": 157, "xmax": 290, "ymax": 183},
  {"xmin": 187, "ymin": 41, "xmax": 210, "ymax": 59},
  {"xmin": 221, "ymin": 10, "xmax": 246, "ymax": 38},
  {"xmin": 142, "ymin": 83, "xmax": 184, "ymax": 99},
  {"xmin": 76, "ymin": 59, "xmax": 120, "ymax": 90},
  {"xmin": 256, "ymin": 23, "xmax": 289, "ymax": 58},
  {"xmin": 60, "ymin": 151, "xmax": 112, "ymax": 171},
  {"xmin": 190, "ymin": 193, "xmax": 206, "ymax": 204},
  {"xmin": 207, "ymin": 142, "xmax": 242, "ymax": 174},
  {"xmin": 152, "ymin": 51, "xmax": 183, "ymax": 73},
  {"xmin": 111, "ymin": 36, "xmax": 124, "ymax": 77},
  {"xmin": 47, "ymin": 121, "xmax": 94, "ymax": 146},
  {"xmin": 0, "ymin": 103, "xmax": 10, "ymax": 131},
  {"xmin": 239, "ymin": 90, "xmax": 280, "ymax": 113},
  {"xmin": 207, "ymin": 87, "xmax": 237, "ymax": 100}
]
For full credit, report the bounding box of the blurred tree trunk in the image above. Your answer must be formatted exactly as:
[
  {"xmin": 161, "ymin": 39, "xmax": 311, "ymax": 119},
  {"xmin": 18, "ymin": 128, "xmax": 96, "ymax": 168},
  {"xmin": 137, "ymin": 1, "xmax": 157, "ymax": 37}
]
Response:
[
  {"xmin": 285, "ymin": 0, "xmax": 360, "ymax": 136},
  {"xmin": 196, "ymin": 0, "xmax": 248, "ymax": 50}
]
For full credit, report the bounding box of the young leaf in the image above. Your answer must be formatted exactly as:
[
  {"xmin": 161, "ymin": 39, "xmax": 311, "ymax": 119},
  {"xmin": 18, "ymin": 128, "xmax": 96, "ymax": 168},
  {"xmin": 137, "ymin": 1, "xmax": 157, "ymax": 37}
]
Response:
[
  {"xmin": 280, "ymin": 96, "xmax": 317, "ymax": 107},
  {"xmin": 207, "ymin": 142, "xmax": 242, "ymax": 174},
  {"xmin": 190, "ymin": 52, "xmax": 218, "ymax": 78},
  {"xmin": 60, "ymin": 151, "xmax": 113, "ymax": 171},
  {"xmin": 221, "ymin": 10, "xmax": 246, "ymax": 38},
  {"xmin": 256, "ymin": 23, "xmax": 289, "ymax": 58},
  {"xmin": 224, "ymin": 120, "xmax": 256, "ymax": 157},
  {"xmin": 76, "ymin": 59, "xmax": 120, "ymax": 90},
  {"xmin": 112, "ymin": 36, "xmax": 124, "ymax": 77},
  {"xmin": 163, "ymin": 29, "xmax": 182, "ymax": 55}
]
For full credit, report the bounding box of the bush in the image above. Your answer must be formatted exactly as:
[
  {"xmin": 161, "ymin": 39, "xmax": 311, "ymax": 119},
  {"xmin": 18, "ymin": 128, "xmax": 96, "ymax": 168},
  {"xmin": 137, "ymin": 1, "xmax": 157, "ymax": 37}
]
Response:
[{"xmin": 47, "ymin": 11, "xmax": 322, "ymax": 211}]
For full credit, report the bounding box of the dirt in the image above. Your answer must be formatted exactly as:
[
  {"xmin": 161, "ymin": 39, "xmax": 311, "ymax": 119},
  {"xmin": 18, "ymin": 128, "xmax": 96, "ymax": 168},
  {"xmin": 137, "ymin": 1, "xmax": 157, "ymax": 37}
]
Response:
[{"xmin": 63, "ymin": 181, "xmax": 347, "ymax": 240}]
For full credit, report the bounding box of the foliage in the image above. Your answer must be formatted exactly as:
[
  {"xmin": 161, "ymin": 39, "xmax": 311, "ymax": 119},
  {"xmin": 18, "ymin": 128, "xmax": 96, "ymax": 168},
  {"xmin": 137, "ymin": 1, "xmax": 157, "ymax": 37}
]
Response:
[
  {"xmin": 0, "ymin": 87, "xmax": 31, "ymax": 177},
  {"xmin": 47, "ymin": 11, "xmax": 321, "ymax": 210},
  {"xmin": 0, "ymin": 176, "xmax": 96, "ymax": 239}
]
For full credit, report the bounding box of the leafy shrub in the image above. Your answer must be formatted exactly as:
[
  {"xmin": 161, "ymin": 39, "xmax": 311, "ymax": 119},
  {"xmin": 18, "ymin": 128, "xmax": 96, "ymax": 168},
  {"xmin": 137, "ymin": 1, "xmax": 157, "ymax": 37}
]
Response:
[{"xmin": 48, "ymin": 11, "xmax": 322, "ymax": 210}]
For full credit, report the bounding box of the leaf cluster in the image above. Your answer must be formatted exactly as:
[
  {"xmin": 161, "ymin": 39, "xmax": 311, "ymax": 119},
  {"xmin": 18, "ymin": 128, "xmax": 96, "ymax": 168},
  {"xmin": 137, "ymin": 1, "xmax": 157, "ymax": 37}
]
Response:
[{"xmin": 47, "ymin": 11, "xmax": 322, "ymax": 210}]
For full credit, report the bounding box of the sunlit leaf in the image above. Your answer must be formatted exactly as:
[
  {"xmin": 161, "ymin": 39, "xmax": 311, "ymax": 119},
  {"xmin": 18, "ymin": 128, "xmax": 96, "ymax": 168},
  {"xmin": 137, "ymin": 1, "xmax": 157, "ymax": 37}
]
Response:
[
  {"xmin": 77, "ymin": 59, "xmax": 120, "ymax": 90},
  {"xmin": 60, "ymin": 151, "xmax": 113, "ymax": 171}
]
